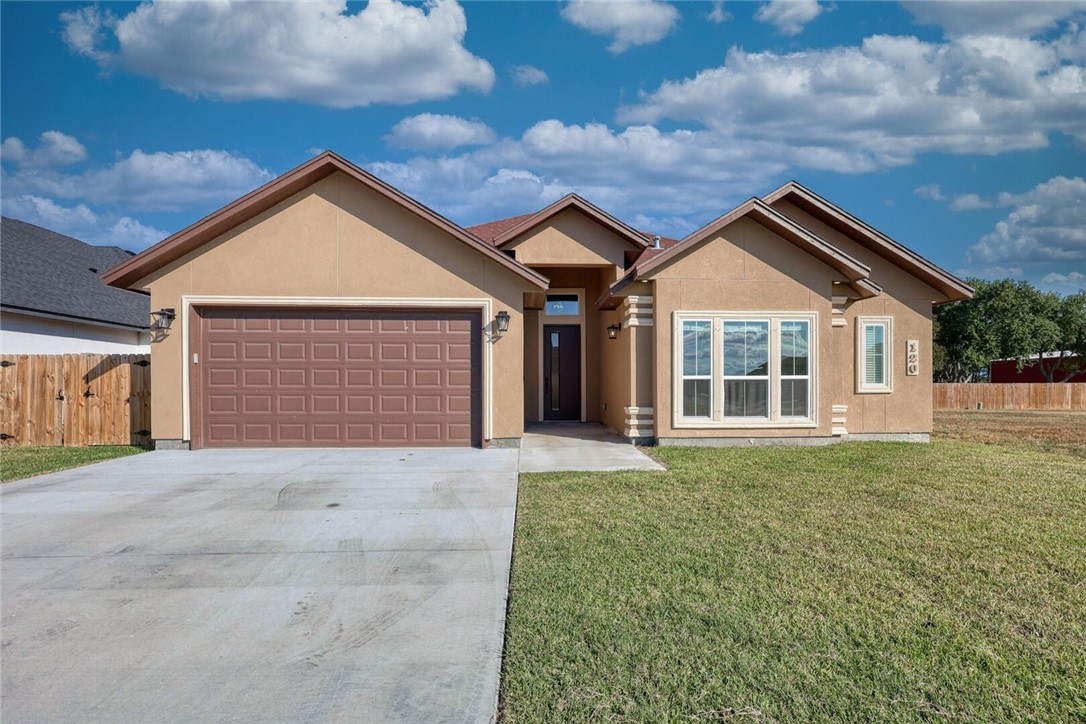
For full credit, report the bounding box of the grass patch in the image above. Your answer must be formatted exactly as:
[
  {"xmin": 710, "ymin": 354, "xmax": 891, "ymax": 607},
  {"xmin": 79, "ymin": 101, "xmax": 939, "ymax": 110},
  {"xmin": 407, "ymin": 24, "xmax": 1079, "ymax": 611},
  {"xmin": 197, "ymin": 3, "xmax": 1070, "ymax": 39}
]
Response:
[
  {"xmin": 501, "ymin": 437, "xmax": 1086, "ymax": 721},
  {"xmin": 0, "ymin": 445, "xmax": 146, "ymax": 482},
  {"xmin": 935, "ymin": 409, "xmax": 1086, "ymax": 457}
]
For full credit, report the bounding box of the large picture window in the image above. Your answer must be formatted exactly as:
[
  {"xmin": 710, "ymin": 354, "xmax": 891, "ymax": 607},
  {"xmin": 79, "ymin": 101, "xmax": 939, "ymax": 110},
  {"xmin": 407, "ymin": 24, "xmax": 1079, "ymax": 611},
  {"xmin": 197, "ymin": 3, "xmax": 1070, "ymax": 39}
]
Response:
[
  {"xmin": 857, "ymin": 317, "xmax": 892, "ymax": 393},
  {"xmin": 723, "ymin": 320, "xmax": 769, "ymax": 418},
  {"xmin": 674, "ymin": 313, "xmax": 817, "ymax": 426}
]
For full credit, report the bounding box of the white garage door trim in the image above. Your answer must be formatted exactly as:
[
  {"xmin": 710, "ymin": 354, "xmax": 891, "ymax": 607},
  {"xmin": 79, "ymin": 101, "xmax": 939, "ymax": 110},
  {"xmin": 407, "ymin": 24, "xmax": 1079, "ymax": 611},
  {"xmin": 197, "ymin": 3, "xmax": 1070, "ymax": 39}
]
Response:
[{"xmin": 180, "ymin": 296, "xmax": 494, "ymax": 443}]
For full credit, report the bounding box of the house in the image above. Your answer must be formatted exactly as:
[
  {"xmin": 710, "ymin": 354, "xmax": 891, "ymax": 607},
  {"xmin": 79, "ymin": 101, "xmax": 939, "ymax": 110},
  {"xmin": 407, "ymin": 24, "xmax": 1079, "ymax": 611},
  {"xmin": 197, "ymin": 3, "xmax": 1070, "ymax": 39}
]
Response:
[
  {"xmin": 990, "ymin": 353, "xmax": 1086, "ymax": 383},
  {"xmin": 1, "ymin": 217, "xmax": 151, "ymax": 354},
  {"xmin": 103, "ymin": 152, "xmax": 973, "ymax": 450}
]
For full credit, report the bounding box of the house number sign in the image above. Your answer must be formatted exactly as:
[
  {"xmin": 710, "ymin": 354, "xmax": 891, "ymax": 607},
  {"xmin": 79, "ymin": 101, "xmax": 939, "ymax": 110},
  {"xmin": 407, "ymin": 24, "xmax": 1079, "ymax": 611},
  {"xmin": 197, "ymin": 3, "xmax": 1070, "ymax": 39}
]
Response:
[{"xmin": 906, "ymin": 339, "xmax": 920, "ymax": 376}]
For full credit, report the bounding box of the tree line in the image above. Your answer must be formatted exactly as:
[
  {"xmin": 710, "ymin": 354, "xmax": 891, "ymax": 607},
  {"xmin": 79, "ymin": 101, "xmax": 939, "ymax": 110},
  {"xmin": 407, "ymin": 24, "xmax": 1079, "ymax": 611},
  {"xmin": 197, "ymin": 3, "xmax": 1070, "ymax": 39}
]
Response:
[{"xmin": 933, "ymin": 279, "xmax": 1086, "ymax": 383}]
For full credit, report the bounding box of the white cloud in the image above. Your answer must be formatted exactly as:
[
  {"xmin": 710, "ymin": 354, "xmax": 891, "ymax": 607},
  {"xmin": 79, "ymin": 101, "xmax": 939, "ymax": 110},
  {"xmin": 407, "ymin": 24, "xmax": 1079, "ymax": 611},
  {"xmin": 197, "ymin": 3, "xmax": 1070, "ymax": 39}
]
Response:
[
  {"xmin": 619, "ymin": 30, "xmax": 1086, "ymax": 169},
  {"xmin": 967, "ymin": 176, "xmax": 1086, "ymax": 265},
  {"xmin": 707, "ymin": 2, "xmax": 733, "ymax": 23},
  {"xmin": 948, "ymin": 193, "xmax": 992, "ymax": 211},
  {"xmin": 1042, "ymin": 270, "xmax": 1086, "ymax": 290},
  {"xmin": 60, "ymin": 0, "xmax": 495, "ymax": 108},
  {"xmin": 4, "ymin": 147, "xmax": 272, "ymax": 212},
  {"xmin": 385, "ymin": 114, "xmax": 497, "ymax": 151},
  {"xmin": 904, "ymin": 1, "xmax": 1086, "ymax": 39},
  {"xmin": 561, "ymin": 0, "xmax": 680, "ymax": 53},
  {"xmin": 754, "ymin": 0, "xmax": 824, "ymax": 36},
  {"xmin": 0, "ymin": 131, "xmax": 87, "ymax": 168},
  {"xmin": 2, "ymin": 195, "xmax": 167, "ymax": 250},
  {"xmin": 368, "ymin": 118, "xmax": 792, "ymax": 225},
  {"xmin": 914, "ymin": 184, "xmax": 946, "ymax": 201},
  {"xmin": 914, "ymin": 184, "xmax": 993, "ymax": 210},
  {"xmin": 511, "ymin": 65, "xmax": 550, "ymax": 87}
]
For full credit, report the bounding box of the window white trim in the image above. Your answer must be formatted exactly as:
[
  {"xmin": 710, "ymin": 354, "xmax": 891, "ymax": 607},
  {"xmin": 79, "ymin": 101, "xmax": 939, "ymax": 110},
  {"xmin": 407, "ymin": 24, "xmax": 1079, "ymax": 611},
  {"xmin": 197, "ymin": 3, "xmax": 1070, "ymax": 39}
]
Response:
[
  {"xmin": 672, "ymin": 311, "xmax": 818, "ymax": 429},
  {"xmin": 679, "ymin": 318, "xmax": 714, "ymax": 420},
  {"xmin": 856, "ymin": 316, "xmax": 893, "ymax": 394},
  {"xmin": 779, "ymin": 319, "xmax": 812, "ymax": 420}
]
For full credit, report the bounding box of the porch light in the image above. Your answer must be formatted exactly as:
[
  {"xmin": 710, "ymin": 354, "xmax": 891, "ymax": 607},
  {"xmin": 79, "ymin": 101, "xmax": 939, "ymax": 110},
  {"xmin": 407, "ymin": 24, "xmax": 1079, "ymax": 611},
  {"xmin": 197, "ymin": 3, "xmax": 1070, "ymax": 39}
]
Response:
[
  {"xmin": 607, "ymin": 323, "xmax": 622, "ymax": 340},
  {"xmin": 495, "ymin": 310, "xmax": 511, "ymax": 334},
  {"xmin": 151, "ymin": 308, "xmax": 176, "ymax": 331}
]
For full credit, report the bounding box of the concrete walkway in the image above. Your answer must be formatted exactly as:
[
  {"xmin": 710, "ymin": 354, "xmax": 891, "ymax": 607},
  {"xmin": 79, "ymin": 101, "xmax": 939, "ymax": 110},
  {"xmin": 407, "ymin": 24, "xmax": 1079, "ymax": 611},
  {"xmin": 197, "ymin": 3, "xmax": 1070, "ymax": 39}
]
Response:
[
  {"xmin": 1, "ymin": 447, "xmax": 519, "ymax": 723},
  {"xmin": 518, "ymin": 423, "xmax": 665, "ymax": 473}
]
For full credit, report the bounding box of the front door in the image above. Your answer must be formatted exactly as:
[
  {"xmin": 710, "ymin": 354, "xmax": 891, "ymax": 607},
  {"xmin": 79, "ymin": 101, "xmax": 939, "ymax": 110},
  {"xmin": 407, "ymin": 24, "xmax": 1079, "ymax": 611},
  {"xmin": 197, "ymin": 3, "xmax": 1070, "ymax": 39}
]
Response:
[{"xmin": 543, "ymin": 324, "xmax": 581, "ymax": 421}]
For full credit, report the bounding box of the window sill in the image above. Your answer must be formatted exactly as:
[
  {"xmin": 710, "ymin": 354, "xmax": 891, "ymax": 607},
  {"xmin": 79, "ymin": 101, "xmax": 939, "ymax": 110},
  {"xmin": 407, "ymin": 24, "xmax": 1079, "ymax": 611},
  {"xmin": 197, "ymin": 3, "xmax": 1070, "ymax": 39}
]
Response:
[
  {"xmin": 856, "ymin": 387, "xmax": 893, "ymax": 394},
  {"xmin": 674, "ymin": 419, "xmax": 819, "ymax": 430}
]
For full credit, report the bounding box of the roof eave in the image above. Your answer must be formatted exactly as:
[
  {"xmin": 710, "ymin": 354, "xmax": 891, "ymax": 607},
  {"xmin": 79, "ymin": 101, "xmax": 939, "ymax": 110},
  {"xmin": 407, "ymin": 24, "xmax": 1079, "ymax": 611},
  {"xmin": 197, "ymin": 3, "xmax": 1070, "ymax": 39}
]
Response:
[
  {"xmin": 765, "ymin": 181, "xmax": 974, "ymax": 301},
  {"xmin": 493, "ymin": 194, "xmax": 650, "ymax": 250},
  {"xmin": 103, "ymin": 151, "xmax": 548, "ymax": 291}
]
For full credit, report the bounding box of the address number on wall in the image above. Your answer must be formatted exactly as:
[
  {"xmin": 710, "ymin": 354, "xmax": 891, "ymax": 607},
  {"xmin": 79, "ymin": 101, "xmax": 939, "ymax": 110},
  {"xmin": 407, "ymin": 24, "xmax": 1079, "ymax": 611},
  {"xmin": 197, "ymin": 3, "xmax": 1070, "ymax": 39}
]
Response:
[{"xmin": 906, "ymin": 339, "xmax": 920, "ymax": 376}]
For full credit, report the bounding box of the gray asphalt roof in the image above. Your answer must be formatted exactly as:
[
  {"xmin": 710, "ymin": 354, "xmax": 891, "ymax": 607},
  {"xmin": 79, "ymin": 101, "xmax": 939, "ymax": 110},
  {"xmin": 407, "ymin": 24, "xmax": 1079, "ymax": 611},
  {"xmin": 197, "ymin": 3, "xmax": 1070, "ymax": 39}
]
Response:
[{"xmin": 1, "ymin": 216, "xmax": 149, "ymax": 329}]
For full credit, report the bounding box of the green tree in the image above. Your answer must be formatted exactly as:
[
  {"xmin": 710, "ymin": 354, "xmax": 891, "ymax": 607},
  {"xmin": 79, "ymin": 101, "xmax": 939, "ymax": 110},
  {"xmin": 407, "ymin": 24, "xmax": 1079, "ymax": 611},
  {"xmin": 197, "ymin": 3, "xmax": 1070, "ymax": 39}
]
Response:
[{"xmin": 933, "ymin": 280, "xmax": 1086, "ymax": 383}]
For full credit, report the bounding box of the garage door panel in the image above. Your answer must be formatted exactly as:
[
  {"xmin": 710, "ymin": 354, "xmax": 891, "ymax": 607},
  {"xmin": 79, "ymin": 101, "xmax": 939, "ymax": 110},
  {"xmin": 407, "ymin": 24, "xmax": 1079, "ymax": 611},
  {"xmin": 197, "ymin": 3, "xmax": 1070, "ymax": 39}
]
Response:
[{"xmin": 198, "ymin": 308, "xmax": 480, "ymax": 448}]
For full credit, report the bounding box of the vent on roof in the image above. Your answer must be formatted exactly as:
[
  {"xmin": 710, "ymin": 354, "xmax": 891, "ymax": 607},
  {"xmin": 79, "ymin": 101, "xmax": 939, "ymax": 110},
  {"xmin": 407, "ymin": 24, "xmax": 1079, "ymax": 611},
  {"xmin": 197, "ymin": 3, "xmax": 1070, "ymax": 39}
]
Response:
[
  {"xmin": 652, "ymin": 235, "xmax": 661, "ymax": 250},
  {"xmin": 88, "ymin": 267, "xmax": 98, "ymax": 273}
]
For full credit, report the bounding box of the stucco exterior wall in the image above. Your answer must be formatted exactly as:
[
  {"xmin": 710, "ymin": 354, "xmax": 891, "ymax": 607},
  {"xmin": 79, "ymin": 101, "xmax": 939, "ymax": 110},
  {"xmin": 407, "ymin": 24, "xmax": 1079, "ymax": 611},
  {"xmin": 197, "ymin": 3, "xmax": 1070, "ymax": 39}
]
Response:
[
  {"xmin": 506, "ymin": 209, "xmax": 633, "ymax": 268},
  {"xmin": 598, "ymin": 306, "xmax": 630, "ymax": 433},
  {"xmin": 652, "ymin": 217, "xmax": 838, "ymax": 439},
  {"xmin": 0, "ymin": 312, "xmax": 150, "ymax": 354},
  {"xmin": 770, "ymin": 200, "xmax": 939, "ymax": 434},
  {"xmin": 137, "ymin": 171, "xmax": 532, "ymax": 443}
]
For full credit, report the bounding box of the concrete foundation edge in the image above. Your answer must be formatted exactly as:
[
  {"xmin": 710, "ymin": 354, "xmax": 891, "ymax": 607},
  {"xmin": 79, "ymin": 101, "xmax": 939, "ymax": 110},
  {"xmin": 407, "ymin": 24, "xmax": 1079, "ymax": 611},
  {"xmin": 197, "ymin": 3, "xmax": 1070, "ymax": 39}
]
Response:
[
  {"xmin": 487, "ymin": 437, "xmax": 522, "ymax": 449},
  {"xmin": 154, "ymin": 439, "xmax": 191, "ymax": 451},
  {"xmin": 656, "ymin": 433, "xmax": 930, "ymax": 447}
]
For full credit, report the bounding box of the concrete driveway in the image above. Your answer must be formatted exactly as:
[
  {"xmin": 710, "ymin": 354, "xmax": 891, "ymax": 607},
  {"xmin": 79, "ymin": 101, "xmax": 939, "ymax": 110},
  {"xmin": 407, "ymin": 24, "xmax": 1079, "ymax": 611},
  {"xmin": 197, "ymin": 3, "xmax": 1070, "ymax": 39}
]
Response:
[{"xmin": 1, "ymin": 447, "xmax": 519, "ymax": 723}]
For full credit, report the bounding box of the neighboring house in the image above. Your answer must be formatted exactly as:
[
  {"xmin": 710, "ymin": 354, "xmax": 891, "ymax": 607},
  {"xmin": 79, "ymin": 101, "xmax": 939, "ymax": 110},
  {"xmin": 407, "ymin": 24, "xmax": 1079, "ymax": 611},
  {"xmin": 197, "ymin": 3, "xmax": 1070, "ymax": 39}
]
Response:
[
  {"xmin": 103, "ymin": 152, "xmax": 973, "ymax": 450},
  {"xmin": 990, "ymin": 353, "xmax": 1086, "ymax": 383},
  {"xmin": 1, "ymin": 217, "xmax": 150, "ymax": 354}
]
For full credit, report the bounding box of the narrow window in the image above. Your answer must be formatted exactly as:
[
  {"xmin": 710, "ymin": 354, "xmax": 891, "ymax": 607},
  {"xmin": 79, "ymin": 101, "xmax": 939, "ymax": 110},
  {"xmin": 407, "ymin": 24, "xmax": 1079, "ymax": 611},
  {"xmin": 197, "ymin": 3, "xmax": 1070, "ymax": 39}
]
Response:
[
  {"xmin": 723, "ymin": 320, "xmax": 769, "ymax": 418},
  {"xmin": 780, "ymin": 320, "xmax": 810, "ymax": 418},
  {"xmin": 858, "ymin": 318, "xmax": 892, "ymax": 392},
  {"xmin": 681, "ymin": 320, "xmax": 712, "ymax": 417}
]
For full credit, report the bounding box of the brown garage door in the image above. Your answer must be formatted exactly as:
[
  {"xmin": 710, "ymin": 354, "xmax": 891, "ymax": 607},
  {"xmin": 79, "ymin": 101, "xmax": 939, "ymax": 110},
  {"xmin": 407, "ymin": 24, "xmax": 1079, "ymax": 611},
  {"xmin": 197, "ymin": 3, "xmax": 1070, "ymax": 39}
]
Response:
[{"xmin": 193, "ymin": 307, "xmax": 481, "ymax": 448}]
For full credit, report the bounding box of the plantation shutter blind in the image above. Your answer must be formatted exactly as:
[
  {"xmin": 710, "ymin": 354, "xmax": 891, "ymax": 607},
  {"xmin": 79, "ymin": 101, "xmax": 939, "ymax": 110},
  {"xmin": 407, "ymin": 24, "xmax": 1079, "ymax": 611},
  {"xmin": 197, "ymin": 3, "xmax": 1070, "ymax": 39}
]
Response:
[{"xmin": 865, "ymin": 323, "xmax": 884, "ymax": 385}]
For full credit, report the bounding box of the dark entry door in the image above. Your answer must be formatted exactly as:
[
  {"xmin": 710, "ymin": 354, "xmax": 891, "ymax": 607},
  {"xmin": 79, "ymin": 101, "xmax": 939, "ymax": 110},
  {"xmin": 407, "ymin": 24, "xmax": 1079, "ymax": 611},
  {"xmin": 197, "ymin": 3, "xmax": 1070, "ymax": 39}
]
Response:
[{"xmin": 543, "ymin": 324, "xmax": 581, "ymax": 421}]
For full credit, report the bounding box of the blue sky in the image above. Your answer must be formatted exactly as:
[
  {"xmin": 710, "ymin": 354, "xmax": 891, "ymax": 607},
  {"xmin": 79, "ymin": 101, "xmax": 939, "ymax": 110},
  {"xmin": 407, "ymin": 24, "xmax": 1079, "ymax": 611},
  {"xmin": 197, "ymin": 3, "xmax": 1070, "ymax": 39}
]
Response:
[{"xmin": 2, "ymin": 0, "xmax": 1084, "ymax": 292}]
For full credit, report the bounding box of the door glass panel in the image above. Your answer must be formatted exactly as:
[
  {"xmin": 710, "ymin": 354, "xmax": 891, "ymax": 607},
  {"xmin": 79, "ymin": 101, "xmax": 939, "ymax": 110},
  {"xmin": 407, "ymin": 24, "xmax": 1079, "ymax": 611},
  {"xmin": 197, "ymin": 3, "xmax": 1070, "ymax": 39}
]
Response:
[{"xmin": 550, "ymin": 333, "xmax": 560, "ymax": 411}]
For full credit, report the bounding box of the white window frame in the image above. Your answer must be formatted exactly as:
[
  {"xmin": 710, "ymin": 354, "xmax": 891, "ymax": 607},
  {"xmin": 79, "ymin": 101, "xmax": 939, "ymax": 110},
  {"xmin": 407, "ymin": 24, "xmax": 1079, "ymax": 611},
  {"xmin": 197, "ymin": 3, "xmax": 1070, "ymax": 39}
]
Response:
[
  {"xmin": 721, "ymin": 319, "xmax": 771, "ymax": 421},
  {"xmin": 779, "ymin": 319, "xmax": 812, "ymax": 420},
  {"xmin": 672, "ymin": 311, "xmax": 818, "ymax": 429},
  {"xmin": 679, "ymin": 318, "xmax": 714, "ymax": 420},
  {"xmin": 856, "ymin": 316, "xmax": 893, "ymax": 394}
]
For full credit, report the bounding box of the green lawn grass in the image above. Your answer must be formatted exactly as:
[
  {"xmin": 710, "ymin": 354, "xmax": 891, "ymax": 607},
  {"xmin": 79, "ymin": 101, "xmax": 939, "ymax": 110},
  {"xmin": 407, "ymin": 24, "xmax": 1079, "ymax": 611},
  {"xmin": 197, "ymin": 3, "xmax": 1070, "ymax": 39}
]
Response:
[
  {"xmin": 0, "ymin": 445, "xmax": 146, "ymax": 482},
  {"xmin": 501, "ymin": 439, "xmax": 1086, "ymax": 722}
]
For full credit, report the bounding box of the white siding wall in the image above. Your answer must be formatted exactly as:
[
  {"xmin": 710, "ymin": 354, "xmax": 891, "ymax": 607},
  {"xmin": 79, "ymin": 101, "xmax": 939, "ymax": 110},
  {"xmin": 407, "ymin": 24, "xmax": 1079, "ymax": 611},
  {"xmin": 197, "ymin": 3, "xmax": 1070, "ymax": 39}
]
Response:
[{"xmin": 0, "ymin": 312, "xmax": 150, "ymax": 354}]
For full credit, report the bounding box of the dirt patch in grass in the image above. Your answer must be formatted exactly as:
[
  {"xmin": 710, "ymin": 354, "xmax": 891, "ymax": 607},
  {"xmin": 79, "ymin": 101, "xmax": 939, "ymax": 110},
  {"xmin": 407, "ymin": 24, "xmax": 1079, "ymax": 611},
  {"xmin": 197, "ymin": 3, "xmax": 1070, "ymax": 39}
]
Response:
[{"xmin": 935, "ymin": 409, "xmax": 1086, "ymax": 455}]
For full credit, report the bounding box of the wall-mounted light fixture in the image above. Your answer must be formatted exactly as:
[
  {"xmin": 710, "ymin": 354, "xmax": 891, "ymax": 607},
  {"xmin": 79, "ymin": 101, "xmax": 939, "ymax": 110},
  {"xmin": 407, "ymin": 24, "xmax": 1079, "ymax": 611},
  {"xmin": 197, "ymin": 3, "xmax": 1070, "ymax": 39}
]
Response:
[
  {"xmin": 151, "ymin": 308, "xmax": 176, "ymax": 332},
  {"xmin": 495, "ymin": 310, "xmax": 511, "ymax": 334},
  {"xmin": 607, "ymin": 323, "xmax": 622, "ymax": 340}
]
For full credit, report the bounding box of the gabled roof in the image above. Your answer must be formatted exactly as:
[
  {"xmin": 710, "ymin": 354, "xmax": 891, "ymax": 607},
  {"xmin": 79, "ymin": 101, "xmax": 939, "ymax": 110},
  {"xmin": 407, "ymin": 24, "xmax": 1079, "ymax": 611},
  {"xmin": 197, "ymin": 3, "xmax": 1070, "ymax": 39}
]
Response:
[
  {"xmin": 103, "ymin": 151, "xmax": 548, "ymax": 290},
  {"xmin": 467, "ymin": 212, "xmax": 537, "ymax": 245},
  {"xmin": 763, "ymin": 180, "xmax": 973, "ymax": 301},
  {"xmin": 489, "ymin": 193, "xmax": 650, "ymax": 249},
  {"xmin": 635, "ymin": 197, "xmax": 871, "ymax": 282},
  {"xmin": 0, "ymin": 217, "xmax": 149, "ymax": 330}
]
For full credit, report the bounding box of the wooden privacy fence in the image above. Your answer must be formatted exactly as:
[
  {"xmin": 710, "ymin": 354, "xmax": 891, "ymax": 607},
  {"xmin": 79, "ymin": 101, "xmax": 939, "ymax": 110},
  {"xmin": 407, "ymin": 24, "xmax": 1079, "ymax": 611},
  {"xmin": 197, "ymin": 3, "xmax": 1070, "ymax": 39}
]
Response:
[
  {"xmin": 934, "ymin": 383, "xmax": 1086, "ymax": 411},
  {"xmin": 0, "ymin": 354, "xmax": 151, "ymax": 447}
]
